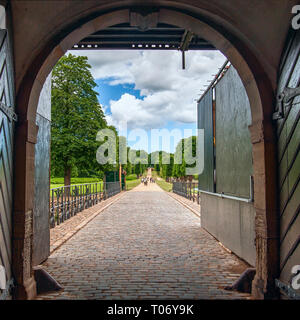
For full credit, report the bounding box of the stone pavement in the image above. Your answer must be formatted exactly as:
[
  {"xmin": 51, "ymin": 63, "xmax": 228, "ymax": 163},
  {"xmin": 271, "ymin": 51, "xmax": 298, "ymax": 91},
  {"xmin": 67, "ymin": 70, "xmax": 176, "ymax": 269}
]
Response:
[
  {"xmin": 49, "ymin": 192, "xmax": 125, "ymax": 253},
  {"xmin": 36, "ymin": 182, "xmax": 251, "ymax": 300},
  {"xmin": 167, "ymin": 191, "xmax": 201, "ymax": 219}
]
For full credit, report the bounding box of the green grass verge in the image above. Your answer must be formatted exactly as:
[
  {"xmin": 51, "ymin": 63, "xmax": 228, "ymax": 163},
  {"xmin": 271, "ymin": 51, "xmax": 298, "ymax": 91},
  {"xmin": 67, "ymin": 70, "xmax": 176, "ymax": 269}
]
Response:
[
  {"xmin": 126, "ymin": 179, "xmax": 141, "ymax": 191},
  {"xmin": 51, "ymin": 177, "xmax": 141, "ymax": 193},
  {"xmin": 125, "ymin": 174, "xmax": 138, "ymax": 181},
  {"xmin": 151, "ymin": 170, "xmax": 158, "ymax": 178},
  {"xmin": 51, "ymin": 177, "xmax": 102, "ymax": 185},
  {"xmin": 50, "ymin": 181, "xmax": 104, "ymax": 192},
  {"xmin": 50, "ymin": 183, "xmax": 65, "ymax": 189},
  {"xmin": 156, "ymin": 179, "xmax": 173, "ymax": 192},
  {"xmin": 51, "ymin": 177, "xmax": 103, "ymax": 191}
]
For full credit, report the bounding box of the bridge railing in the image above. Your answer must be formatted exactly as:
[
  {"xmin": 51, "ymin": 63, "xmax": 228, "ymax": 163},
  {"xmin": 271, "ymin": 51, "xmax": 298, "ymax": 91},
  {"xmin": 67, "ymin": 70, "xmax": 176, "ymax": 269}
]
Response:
[
  {"xmin": 172, "ymin": 181, "xmax": 200, "ymax": 204},
  {"xmin": 50, "ymin": 181, "xmax": 121, "ymax": 228}
]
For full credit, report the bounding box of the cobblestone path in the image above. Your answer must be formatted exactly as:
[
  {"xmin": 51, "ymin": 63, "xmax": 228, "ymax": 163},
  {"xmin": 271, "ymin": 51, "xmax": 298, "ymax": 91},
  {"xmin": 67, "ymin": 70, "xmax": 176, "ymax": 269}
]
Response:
[{"xmin": 36, "ymin": 182, "xmax": 250, "ymax": 300}]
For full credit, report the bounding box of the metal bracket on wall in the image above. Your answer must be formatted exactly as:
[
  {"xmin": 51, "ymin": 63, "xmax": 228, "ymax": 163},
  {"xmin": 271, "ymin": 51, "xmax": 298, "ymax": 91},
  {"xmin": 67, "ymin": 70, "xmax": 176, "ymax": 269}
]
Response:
[
  {"xmin": 273, "ymin": 86, "xmax": 300, "ymax": 120},
  {"xmin": 0, "ymin": 101, "xmax": 17, "ymax": 122},
  {"xmin": 130, "ymin": 7, "xmax": 159, "ymax": 31},
  {"xmin": 275, "ymin": 279, "xmax": 300, "ymax": 300}
]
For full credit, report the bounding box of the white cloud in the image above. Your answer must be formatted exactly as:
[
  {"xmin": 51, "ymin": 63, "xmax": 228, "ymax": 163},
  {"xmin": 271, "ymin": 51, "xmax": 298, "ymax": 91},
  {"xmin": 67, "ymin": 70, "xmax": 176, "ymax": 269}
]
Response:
[{"xmin": 71, "ymin": 49, "xmax": 226, "ymax": 130}]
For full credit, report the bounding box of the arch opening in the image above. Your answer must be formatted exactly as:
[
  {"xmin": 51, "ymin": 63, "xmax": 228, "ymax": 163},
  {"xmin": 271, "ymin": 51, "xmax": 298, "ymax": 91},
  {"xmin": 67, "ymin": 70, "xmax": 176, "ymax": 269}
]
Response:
[{"xmin": 13, "ymin": 6, "xmax": 278, "ymax": 300}]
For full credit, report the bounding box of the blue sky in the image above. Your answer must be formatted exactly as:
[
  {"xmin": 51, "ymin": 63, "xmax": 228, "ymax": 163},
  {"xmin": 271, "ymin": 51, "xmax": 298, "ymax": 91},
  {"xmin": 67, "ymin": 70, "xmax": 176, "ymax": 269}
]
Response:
[
  {"xmin": 95, "ymin": 77, "xmax": 198, "ymax": 153},
  {"xmin": 95, "ymin": 78, "xmax": 145, "ymax": 109},
  {"xmin": 72, "ymin": 50, "xmax": 226, "ymax": 153}
]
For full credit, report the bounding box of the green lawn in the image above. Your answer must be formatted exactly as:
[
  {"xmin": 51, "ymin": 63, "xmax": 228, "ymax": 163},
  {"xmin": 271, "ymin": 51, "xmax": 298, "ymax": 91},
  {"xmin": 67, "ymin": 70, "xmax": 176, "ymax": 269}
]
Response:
[
  {"xmin": 51, "ymin": 177, "xmax": 141, "ymax": 193},
  {"xmin": 51, "ymin": 177, "xmax": 102, "ymax": 184},
  {"xmin": 50, "ymin": 183, "xmax": 104, "ymax": 196},
  {"xmin": 126, "ymin": 179, "xmax": 141, "ymax": 191},
  {"xmin": 156, "ymin": 179, "xmax": 173, "ymax": 192},
  {"xmin": 126, "ymin": 174, "xmax": 138, "ymax": 181},
  {"xmin": 151, "ymin": 170, "xmax": 158, "ymax": 178},
  {"xmin": 50, "ymin": 178, "xmax": 103, "ymax": 191},
  {"xmin": 150, "ymin": 171, "xmax": 173, "ymax": 192}
]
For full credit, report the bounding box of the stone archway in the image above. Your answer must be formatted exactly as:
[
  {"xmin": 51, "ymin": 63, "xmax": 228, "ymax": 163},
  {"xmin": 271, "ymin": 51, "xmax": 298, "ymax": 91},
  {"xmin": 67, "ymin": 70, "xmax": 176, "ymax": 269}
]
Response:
[{"xmin": 13, "ymin": 6, "xmax": 278, "ymax": 299}]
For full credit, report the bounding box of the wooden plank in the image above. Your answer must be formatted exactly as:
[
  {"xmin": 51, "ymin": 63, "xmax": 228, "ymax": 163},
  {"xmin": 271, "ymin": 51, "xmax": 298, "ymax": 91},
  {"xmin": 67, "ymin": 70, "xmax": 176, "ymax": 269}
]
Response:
[
  {"xmin": 280, "ymin": 182, "xmax": 300, "ymax": 241},
  {"xmin": 0, "ymin": 218, "xmax": 11, "ymax": 281},
  {"xmin": 277, "ymin": 33, "xmax": 300, "ymax": 136},
  {"xmin": 0, "ymin": 120, "xmax": 13, "ymax": 210},
  {"xmin": 0, "ymin": 160, "xmax": 12, "ymax": 232},
  {"xmin": 277, "ymin": 31, "xmax": 300, "ymax": 94},
  {"xmin": 280, "ymin": 212, "xmax": 300, "ymax": 267},
  {"xmin": 278, "ymin": 31, "xmax": 300, "ymax": 296},
  {"xmin": 278, "ymin": 96, "xmax": 300, "ymax": 167}
]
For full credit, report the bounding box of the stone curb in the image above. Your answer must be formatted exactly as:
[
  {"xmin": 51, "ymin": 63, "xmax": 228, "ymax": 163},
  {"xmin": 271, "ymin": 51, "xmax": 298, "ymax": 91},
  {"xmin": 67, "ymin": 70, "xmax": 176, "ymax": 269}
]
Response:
[
  {"xmin": 50, "ymin": 192, "xmax": 126, "ymax": 254},
  {"xmin": 166, "ymin": 192, "xmax": 201, "ymax": 219}
]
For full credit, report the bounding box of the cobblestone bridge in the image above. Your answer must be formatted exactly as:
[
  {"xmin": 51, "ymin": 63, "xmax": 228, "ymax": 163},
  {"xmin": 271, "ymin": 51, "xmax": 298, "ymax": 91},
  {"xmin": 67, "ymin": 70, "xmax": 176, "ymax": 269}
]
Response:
[{"xmin": 36, "ymin": 180, "xmax": 250, "ymax": 300}]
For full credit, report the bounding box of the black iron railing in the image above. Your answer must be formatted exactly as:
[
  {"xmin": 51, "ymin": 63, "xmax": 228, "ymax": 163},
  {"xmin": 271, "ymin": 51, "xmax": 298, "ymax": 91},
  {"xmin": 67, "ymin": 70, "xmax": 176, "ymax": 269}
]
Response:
[
  {"xmin": 172, "ymin": 181, "xmax": 200, "ymax": 204},
  {"xmin": 104, "ymin": 181, "xmax": 123, "ymax": 197},
  {"xmin": 50, "ymin": 181, "xmax": 121, "ymax": 228}
]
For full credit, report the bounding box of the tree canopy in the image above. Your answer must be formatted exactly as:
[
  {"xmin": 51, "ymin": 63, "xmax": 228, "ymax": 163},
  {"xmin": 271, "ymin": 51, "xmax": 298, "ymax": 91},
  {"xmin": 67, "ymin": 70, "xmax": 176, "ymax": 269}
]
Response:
[
  {"xmin": 51, "ymin": 53, "xmax": 108, "ymax": 185},
  {"xmin": 172, "ymin": 136, "xmax": 197, "ymax": 180}
]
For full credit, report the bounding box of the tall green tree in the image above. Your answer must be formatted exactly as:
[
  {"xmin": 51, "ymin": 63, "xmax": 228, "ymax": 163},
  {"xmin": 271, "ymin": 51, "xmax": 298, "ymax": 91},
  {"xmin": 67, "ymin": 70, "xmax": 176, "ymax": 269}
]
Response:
[
  {"xmin": 172, "ymin": 136, "xmax": 197, "ymax": 180},
  {"xmin": 51, "ymin": 53, "xmax": 107, "ymax": 185},
  {"xmin": 161, "ymin": 153, "xmax": 174, "ymax": 179}
]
